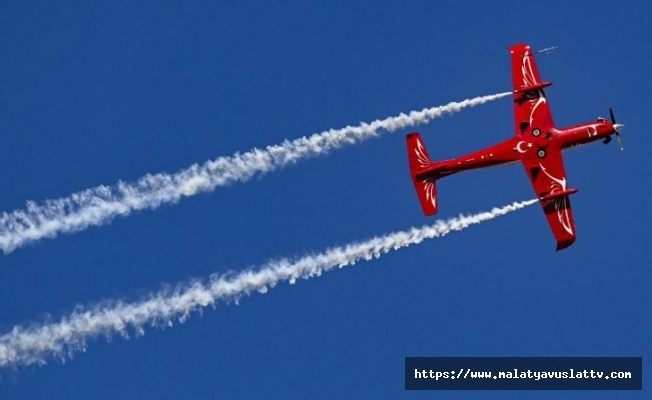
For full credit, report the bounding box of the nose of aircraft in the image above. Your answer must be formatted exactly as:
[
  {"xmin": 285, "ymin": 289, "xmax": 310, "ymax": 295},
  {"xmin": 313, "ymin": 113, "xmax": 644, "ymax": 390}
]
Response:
[{"xmin": 613, "ymin": 123, "xmax": 625, "ymax": 133}]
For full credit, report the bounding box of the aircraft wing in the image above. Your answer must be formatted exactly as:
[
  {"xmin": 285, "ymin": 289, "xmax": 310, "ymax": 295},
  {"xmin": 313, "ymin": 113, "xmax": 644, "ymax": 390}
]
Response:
[
  {"xmin": 521, "ymin": 148, "xmax": 577, "ymax": 251},
  {"xmin": 509, "ymin": 44, "xmax": 555, "ymax": 135}
]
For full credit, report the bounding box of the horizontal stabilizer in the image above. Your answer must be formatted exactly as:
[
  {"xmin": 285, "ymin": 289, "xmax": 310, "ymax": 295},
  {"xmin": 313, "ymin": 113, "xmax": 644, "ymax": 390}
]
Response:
[
  {"xmin": 406, "ymin": 133, "xmax": 438, "ymax": 215},
  {"xmin": 407, "ymin": 132, "xmax": 431, "ymax": 172}
]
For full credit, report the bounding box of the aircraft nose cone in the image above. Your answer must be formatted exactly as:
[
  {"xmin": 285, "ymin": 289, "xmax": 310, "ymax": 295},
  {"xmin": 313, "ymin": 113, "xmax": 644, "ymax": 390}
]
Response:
[{"xmin": 614, "ymin": 123, "xmax": 625, "ymax": 132}]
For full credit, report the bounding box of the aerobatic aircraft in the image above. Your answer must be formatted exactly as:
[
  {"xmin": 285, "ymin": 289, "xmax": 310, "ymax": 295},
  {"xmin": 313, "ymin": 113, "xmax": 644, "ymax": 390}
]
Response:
[{"xmin": 407, "ymin": 43, "xmax": 624, "ymax": 250}]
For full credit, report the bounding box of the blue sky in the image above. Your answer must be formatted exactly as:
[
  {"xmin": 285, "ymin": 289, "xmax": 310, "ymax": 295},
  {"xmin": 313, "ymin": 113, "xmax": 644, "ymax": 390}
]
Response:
[{"xmin": 0, "ymin": 1, "xmax": 650, "ymax": 399}]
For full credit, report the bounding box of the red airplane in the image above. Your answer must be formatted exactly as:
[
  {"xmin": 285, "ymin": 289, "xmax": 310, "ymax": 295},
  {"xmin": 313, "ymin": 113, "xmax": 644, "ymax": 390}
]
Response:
[{"xmin": 407, "ymin": 43, "xmax": 624, "ymax": 250}]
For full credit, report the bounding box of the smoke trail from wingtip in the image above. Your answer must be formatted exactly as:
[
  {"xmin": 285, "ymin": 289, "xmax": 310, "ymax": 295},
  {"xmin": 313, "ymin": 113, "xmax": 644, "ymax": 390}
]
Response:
[
  {"xmin": 0, "ymin": 198, "xmax": 536, "ymax": 368},
  {"xmin": 0, "ymin": 92, "xmax": 511, "ymax": 254}
]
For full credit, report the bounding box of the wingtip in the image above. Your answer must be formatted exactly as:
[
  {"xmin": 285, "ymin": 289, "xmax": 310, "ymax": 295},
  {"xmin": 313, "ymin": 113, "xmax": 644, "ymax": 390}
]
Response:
[
  {"xmin": 423, "ymin": 207, "xmax": 439, "ymax": 217},
  {"xmin": 555, "ymin": 238, "xmax": 576, "ymax": 251},
  {"xmin": 508, "ymin": 43, "xmax": 530, "ymax": 52}
]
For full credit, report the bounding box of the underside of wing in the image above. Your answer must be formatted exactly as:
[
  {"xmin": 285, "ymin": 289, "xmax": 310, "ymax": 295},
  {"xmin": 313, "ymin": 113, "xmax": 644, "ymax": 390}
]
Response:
[
  {"xmin": 521, "ymin": 148, "xmax": 577, "ymax": 251},
  {"xmin": 509, "ymin": 44, "xmax": 555, "ymax": 136},
  {"xmin": 541, "ymin": 196, "xmax": 576, "ymax": 251}
]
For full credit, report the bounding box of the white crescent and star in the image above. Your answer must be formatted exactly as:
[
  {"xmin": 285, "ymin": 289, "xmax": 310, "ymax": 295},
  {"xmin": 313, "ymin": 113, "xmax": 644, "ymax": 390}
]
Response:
[{"xmin": 514, "ymin": 141, "xmax": 533, "ymax": 153}]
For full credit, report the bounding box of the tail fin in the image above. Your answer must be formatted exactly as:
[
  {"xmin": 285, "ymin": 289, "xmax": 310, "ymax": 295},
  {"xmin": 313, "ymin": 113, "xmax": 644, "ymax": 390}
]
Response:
[{"xmin": 406, "ymin": 132, "xmax": 438, "ymax": 216}]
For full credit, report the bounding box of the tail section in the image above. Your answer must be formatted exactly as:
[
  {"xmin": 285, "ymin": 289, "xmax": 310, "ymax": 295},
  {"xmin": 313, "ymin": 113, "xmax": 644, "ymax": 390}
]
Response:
[{"xmin": 406, "ymin": 132, "xmax": 438, "ymax": 216}]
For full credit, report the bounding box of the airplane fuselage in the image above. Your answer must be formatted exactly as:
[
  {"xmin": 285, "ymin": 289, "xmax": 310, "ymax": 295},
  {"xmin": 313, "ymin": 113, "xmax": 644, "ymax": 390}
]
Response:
[{"xmin": 417, "ymin": 120, "xmax": 620, "ymax": 180}]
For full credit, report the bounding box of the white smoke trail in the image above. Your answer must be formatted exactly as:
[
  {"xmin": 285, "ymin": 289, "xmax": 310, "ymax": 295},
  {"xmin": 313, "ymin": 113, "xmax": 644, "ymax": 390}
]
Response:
[
  {"xmin": 0, "ymin": 92, "xmax": 510, "ymax": 254},
  {"xmin": 0, "ymin": 198, "xmax": 536, "ymax": 368}
]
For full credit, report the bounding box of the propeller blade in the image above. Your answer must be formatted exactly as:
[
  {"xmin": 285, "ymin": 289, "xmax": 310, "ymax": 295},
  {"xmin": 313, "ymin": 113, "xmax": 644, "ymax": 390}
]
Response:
[
  {"xmin": 616, "ymin": 133, "xmax": 624, "ymax": 151},
  {"xmin": 608, "ymin": 108, "xmax": 624, "ymax": 150}
]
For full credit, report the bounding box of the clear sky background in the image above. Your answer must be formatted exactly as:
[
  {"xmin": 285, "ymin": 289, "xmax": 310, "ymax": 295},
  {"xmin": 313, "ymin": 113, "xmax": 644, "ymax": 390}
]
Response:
[{"xmin": 0, "ymin": 1, "xmax": 650, "ymax": 399}]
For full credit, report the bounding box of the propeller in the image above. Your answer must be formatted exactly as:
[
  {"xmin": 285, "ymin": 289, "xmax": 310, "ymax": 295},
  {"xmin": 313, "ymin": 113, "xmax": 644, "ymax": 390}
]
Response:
[{"xmin": 609, "ymin": 107, "xmax": 625, "ymax": 150}]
